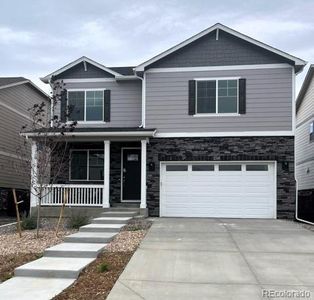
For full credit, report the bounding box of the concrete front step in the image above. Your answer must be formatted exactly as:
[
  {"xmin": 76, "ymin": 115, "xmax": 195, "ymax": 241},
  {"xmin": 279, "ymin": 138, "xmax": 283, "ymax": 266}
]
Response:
[
  {"xmin": 64, "ymin": 231, "xmax": 116, "ymax": 243},
  {"xmin": 104, "ymin": 207, "xmax": 140, "ymax": 211},
  {"xmin": 92, "ymin": 217, "xmax": 132, "ymax": 224},
  {"xmin": 0, "ymin": 276, "xmax": 75, "ymax": 300},
  {"xmin": 80, "ymin": 223, "xmax": 125, "ymax": 233},
  {"xmin": 100, "ymin": 211, "xmax": 138, "ymax": 218},
  {"xmin": 44, "ymin": 242, "xmax": 107, "ymax": 258},
  {"xmin": 15, "ymin": 257, "xmax": 94, "ymax": 279}
]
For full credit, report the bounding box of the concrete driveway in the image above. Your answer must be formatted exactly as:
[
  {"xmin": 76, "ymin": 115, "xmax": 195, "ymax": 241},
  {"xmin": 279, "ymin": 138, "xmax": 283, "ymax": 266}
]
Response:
[{"xmin": 107, "ymin": 218, "xmax": 314, "ymax": 300}]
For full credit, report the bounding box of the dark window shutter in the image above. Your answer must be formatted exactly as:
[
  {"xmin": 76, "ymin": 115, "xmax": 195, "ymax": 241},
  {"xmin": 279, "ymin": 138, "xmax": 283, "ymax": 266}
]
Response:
[
  {"xmin": 239, "ymin": 78, "xmax": 246, "ymax": 114},
  {"xmin": 60, "ymin": 89, "xmax": 67, "ymax": 122},
  {"xmin": 188, "ymin": 80, "xmax": 196, "ymax": 115},
  {"xmin": 104, "ymin": 90, "xmax": 111, "ymax": 122}
]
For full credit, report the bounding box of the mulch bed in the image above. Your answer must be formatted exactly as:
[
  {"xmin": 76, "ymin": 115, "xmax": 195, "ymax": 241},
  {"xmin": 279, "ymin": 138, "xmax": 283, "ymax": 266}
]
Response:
[
  {"xmin": 0, "ymin": 253, "xmax": 41, "ymax": 282},
  {"xmin": 54, "ymin": 251, "xmax": 134, "ymax": 300},
  {"xmin": 54, "ymin": 218, "xmax": 152, "ymax": 299}
]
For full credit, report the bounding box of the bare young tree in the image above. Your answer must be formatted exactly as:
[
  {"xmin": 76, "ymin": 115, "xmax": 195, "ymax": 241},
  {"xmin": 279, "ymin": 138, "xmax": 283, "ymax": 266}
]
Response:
[{"xmin": 15, "ymin": 79, "xmax": 77, "ymax": 237}]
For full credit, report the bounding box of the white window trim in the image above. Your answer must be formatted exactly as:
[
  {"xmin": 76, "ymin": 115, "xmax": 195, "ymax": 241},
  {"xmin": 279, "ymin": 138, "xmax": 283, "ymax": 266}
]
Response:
[
  {"xmin": 194, "ymin": 77, "xmax": 240, "ymax": 116},
  {"xmin": 67, "ymin": 88, "xmax": 106, "ymax": 123},
  {"xmin": 69, "ymin": 149, "xmax": 104, "ymax": 182}
]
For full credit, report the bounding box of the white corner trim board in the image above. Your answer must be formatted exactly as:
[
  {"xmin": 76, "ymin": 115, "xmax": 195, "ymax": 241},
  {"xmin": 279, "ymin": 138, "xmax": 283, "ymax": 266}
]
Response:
[
  {"xmin": 145, "ymin": 64, "xmax": 293, "ymax": 74},
  {"xmin": 155, "ymin": 131, "xmax": 294, "ymax": 138}
]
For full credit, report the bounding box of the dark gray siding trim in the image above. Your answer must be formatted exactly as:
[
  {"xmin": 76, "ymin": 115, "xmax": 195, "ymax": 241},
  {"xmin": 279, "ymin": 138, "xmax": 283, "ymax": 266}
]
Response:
[
  {"xmin": 148, "ymin": 31, "xmax": 293, "ymax": 69},
  {"xmin": 55, "ymin": 62, "xmax": 115, "ymax": 80},
  {"xmin": 145, "ymin": 67, "xmax": 293, "ymax": 133}
]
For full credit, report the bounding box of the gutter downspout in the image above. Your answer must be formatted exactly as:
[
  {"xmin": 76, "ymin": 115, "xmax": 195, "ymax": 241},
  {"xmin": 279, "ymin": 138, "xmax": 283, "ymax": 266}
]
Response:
[
  {"xmin": 134, "ymin": 70, "xmax": 145, "ymax": 128},
  {"xmin": 48, "ymin": 77, "xmax": 54, "ymax": 127}
]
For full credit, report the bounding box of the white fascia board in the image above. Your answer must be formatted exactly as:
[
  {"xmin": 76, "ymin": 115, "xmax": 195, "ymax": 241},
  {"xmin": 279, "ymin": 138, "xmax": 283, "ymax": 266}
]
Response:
[
  {"xmin": 135, "ymin": 23, "xmax": 306, "ymax": 72},
  {"xmin": 155, "ymin": 131, "xmax": 294, "ymax": 138},
  {"xmin": 22, "ymin": 130, "xmax": 156, "ymax": 138},
  {"xmin": 41, "ymin": 56, "xmax": 121, "ymax": 83},
  {"xmin": 145, "ymin": 63, "xmax": 292, "ymax": 74}
]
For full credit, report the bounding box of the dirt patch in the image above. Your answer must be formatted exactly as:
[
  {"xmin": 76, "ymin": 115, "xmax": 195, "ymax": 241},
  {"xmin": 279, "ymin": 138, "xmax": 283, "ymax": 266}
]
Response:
[{"xmin": 54, "ymin": 251, "xmax": 134, "ymax": 300}]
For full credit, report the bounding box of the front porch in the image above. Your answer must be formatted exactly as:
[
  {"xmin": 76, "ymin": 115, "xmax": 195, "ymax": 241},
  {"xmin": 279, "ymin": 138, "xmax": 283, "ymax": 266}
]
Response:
[{"xmin": 29, "ymin": 129, "xmax": 154, "ymax": 215}]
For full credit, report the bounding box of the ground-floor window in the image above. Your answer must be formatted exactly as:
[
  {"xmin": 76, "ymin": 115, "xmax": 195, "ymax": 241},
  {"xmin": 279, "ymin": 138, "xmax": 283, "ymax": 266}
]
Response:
[{"xmin": 70, "ymin": 150, "xmax": 104, "ymax": 181}]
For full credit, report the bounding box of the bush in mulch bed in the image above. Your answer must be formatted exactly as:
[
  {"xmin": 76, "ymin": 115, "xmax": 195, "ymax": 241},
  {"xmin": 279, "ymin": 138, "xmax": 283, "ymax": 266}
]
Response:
[
  {"xmin": 122, "ymin": 218, "xmax": 152, "ymax": 231},
  {"xmin": 53, "ymin": 251, "xmax": 134, "ymax": 300}
]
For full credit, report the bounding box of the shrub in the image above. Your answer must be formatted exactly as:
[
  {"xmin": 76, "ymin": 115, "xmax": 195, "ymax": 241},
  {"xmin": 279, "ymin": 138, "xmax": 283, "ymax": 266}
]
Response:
[
  {"xmin": 21, "ymin": 214, "xmax": 37, "ymax": 230},
  {"xmin": 97, "ymin": 262, "xmax": 110, "ymax": 273},
  {"xmin": 68, "ymin": 214, "xmax": 89, "ymax": 229}
]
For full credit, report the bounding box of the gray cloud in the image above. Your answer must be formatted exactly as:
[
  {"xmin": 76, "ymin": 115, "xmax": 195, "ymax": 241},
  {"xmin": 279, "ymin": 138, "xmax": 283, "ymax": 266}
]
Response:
[{"xmin": 0, "ymin": 0, "xmax": 313, "ymax": 92}]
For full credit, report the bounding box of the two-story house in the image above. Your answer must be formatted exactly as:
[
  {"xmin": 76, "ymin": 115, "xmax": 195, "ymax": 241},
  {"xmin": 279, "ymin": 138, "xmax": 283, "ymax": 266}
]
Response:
[
  {"xmin": 296, "ymin": 65, "xmax": 314, "ymax": 222},
  {"xmin": 0, "ymin": 77, "xmax": 50, "ymax": 218},
  {"xmin": 27, "ymin": 23, "xmax": 306, "ymax": 219}
]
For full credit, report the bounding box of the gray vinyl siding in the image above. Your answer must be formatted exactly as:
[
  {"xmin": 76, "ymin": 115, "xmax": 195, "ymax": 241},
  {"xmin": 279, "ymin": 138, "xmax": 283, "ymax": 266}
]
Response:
[
  {"xmin": 296, "ymin": 76, "xmax": 314, "ymax": 190},
  {"xmin": 54, "ymin": 80, "xmax": 142, "ymax": 128},
  {"xmin": 148, "ymin": 31, "xmax": 292, "ymax": 69},
  {"xmin": 297, "ymin": 76, "xmax": 314, "ymax": 124},
  {"xmin": 145, "ymin": 67, "xmax": 293, "ymax": 132},
  {"xmin": 296, "ymin": 160, "xmax": 314, "ymax": 190},
  {"xmin": 0, "ymin": 154, "xmax": 28, "ymax": 189},
  {"xmin": 0, "ymin": 83, "xmax": 48, "ymax": 189}
]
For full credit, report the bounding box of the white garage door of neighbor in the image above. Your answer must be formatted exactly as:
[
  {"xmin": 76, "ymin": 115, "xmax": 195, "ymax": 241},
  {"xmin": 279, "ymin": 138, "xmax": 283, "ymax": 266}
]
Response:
[{"xmin": 160, "ymin": 162, "xmax": 276, "ymax": 218}]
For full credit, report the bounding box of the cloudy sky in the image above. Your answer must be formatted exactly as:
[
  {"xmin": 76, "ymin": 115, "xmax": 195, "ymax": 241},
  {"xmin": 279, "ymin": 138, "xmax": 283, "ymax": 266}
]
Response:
[{"xmin": 0, "ymin": 0, "xmax": 313, "ymax": 94}]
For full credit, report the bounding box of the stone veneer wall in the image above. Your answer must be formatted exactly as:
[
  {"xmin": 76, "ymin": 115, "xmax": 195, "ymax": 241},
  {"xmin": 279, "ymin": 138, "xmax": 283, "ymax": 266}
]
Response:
[{"xmin": 146, "ymin": 136, "xmax": 295, "ymax": 219}]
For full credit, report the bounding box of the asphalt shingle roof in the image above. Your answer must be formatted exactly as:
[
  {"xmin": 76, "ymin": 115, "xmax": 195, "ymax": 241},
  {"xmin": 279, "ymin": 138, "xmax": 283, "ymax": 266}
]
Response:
[{"xmin": 0, "ymin": 77, "xmax": 28, "ymax": 88}]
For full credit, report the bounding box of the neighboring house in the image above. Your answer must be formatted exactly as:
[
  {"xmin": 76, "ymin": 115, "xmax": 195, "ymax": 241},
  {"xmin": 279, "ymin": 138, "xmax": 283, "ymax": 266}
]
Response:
[
  {"xmin": 28, "ymin": 23, "xmax": 306, "ymax": 219},
  {"xmin": 296, "ymin": 65, "xmax": 314, "ymax": 222},
  {"xmin": 0, "ymin": 77, "xmax": 50, "ymax": 216}
]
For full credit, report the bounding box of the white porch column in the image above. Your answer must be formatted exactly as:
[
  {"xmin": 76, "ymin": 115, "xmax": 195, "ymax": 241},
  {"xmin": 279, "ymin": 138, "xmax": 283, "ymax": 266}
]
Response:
[
  {"xmin": 103, "ymin": 140, "xmax": 110, "ymax": 208},
  {"xmin": 140, "ymin": 139, "xmax": 147, "ymax": 209},
  {"xmin": 30, "ymin": 140, "xmax": 38, "ymax": 211}
]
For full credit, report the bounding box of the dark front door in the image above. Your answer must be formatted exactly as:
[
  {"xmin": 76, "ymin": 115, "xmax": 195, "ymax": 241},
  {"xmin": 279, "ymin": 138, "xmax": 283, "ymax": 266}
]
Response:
[{"xmin": 122, "ymin": 148, "xmax": 141, "ymax": 201}]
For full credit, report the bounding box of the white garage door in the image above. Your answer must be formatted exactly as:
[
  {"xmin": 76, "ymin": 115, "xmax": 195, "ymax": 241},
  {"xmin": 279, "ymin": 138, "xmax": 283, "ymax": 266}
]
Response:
[{"xmin": 160, "ymin": 162, "xmax": 276, "ymax": 218}]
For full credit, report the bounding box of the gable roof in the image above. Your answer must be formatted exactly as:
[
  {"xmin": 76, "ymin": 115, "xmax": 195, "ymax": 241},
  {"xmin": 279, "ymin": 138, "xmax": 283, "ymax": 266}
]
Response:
[
  {"xmin": 0, "ymin": 77, "xmax": 50, "ymax": 99},
  {"xmin": 135, "ymin": 23, "xmax": 306, "ymax": 72},
  {"xmin": 296, "ymin": 65, "xmax": 314, "ymax": 113},
  {"xmin": 0, "ymin": 77, "xmax": 28, "ymax": 88},
  {"xmin": 41, "ymin": 56, "xmax": 123, "ymax": 83}
]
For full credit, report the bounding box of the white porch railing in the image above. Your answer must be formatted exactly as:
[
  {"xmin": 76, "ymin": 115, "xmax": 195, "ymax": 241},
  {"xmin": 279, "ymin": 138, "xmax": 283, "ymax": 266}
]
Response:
[{"xmin": 41, "ymin": 184, "xmax": 104, "ymax": 206}]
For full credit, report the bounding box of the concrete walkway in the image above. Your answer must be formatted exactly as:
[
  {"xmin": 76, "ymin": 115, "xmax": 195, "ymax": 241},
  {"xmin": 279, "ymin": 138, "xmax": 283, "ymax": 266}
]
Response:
[
  {"xmin": 0, "ymin": 210, "xmax": 137, "ymax": 300},
  {"xmin": 107, "ymin": 218, "xmax": 314, "ymax": 300}
]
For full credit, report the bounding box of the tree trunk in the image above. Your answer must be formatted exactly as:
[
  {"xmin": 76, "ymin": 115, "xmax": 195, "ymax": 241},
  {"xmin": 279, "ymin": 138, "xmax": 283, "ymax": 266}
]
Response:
[{"xmin": 36, "ymin": 190, "xmax": 42, "ymax": 238}]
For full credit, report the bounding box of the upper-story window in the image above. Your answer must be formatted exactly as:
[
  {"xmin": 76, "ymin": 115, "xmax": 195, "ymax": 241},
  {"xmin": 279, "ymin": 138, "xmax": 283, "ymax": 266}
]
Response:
[
  {"xmin": 68, "ymin": 90, "xmax": 104, "ymax": 122},
  {"xmin": 196, "ymin": 79, "xmax": 239, "ymax": 114}
]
